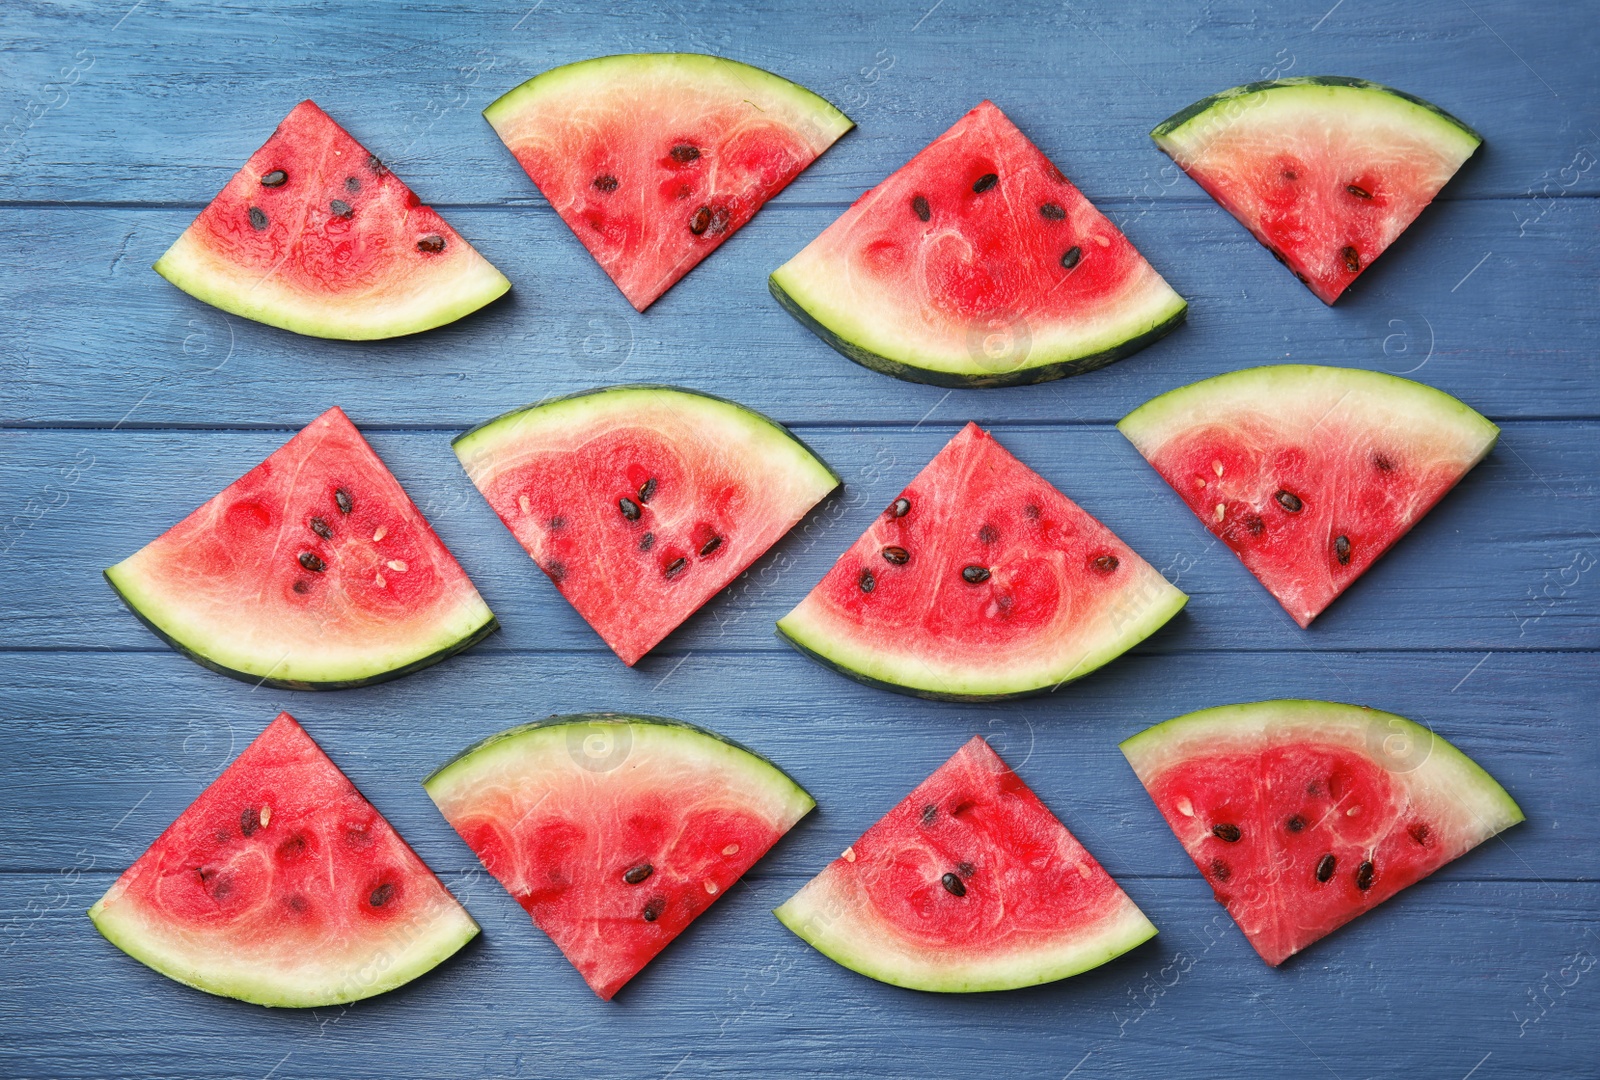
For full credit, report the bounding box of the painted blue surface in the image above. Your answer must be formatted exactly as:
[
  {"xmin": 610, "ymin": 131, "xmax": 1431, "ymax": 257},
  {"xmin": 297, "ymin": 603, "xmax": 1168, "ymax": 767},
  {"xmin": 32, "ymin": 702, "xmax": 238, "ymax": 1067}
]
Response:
[{"xmin": 1, "ymin": 1, "xmax": 1596, "ymax": 1077}]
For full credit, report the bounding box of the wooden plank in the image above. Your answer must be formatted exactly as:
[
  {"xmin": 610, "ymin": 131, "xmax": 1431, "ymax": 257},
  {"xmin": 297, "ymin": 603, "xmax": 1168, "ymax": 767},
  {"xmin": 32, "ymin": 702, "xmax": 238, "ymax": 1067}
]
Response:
[{"xmin": 1, "ymin": 423, "xmax": 1592, "ymax": 653}]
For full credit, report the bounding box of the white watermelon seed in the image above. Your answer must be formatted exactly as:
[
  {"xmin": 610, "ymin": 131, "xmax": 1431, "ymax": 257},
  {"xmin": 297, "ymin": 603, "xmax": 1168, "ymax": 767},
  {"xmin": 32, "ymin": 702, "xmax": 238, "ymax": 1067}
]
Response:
[
  {"xmin": 387, "ymin": 559, "xmax": 407, "ymax": 572},
  {"xmin": 841, "ymin": 846, "xmax": 856, "ymax": 863},
  {"xmin": 1215, "ymin": 503, "xmax": 1226, "ymax": 522},
  {"xmin": 704, "ymin": 880, "xmax": 718, "ymax": 895},
  {"xmin": 722, "ymin": 843, "xmax": 740, "ymax": 856},
  {"xmin": 518, "ymin": 494, "xmax": 531, "ymax": 514},
  {"xmin": 1212, "ymin": 460, "xmax": 1224, "ymax": 476},
  {"xmin": 372, "ymin": 525, "xmax": 387, "ymax": 542},
  {"xmin": 1176, "ymin": 797, "xmax": 1194, "ymax": 817},
  {"xmin": 259, "ymin": 806, "xmax": 272, "ymax": 828}
]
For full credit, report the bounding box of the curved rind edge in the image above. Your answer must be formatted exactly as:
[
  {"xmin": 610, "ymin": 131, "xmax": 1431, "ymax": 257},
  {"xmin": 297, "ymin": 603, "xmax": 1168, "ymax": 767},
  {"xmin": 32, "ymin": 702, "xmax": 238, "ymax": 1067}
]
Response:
[{"xmin": 1149, "ymin": 76, "xmax": 1483, "ymax": 146}]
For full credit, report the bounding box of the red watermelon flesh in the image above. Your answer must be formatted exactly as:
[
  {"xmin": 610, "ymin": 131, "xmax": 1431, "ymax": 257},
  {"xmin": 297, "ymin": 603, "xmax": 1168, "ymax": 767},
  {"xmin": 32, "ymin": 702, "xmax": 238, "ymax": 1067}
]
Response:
[
  {"xmin": 775, "ymin": 736, "xmax": 1156, "ymax": 991},
  {"xmin": 89, "ymin": 713, "xmax": 479, "ymax": 1006},
  {"xmin": 484, "ymin": 54, "xmax": 853, "ymax": 310},
  {"xmin": 105, "ymin": 406, "xmax": 496, "ymax": 688},
  {"xmin": 1121, "ymin": 701, "xmax": 1523, "ymax": 966},
  {"xmin": 155, "ymin": 101, "xmax": 509, "ymax": 338}
]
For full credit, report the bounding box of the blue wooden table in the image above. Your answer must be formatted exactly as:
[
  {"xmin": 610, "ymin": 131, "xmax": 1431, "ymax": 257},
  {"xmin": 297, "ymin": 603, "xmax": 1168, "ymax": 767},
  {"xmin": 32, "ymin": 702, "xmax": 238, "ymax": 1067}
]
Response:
[{"xmin": 2, "ymin": 1, "xmax": 1596, "ymax": 1076}]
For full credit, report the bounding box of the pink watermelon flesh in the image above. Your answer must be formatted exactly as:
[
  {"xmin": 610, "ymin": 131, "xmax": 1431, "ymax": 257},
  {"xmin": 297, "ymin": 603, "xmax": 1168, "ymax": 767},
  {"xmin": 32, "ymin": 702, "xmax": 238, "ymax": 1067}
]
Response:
[
  {"xmin": 774, "ymin": 736, "xmax": 1155, "ymax": 991},
  {"xmin": 484, "ymin": 54, "xmax": 852, "ymax": 310},
  {"xmin": 154, "ymin": 100, "xmax": 508, "ymax": 338},
  {"xmin": 777, "ymin": 422, "xmax": 1185, "ymax": 699},
  {"xmin": 424, "ymin": 716, "xmax": 813, "ymax": 1000},
  {"xmin": 105, "ymin": 406, "xmax": 495, "ymax": 688},
  {"xmin": 1121, "ymin": 701, "xmax": 1523, "ymax": 966},
  {"xmin": 89, "ymin": 713, "xmax": 478, "ymax": 1006}
]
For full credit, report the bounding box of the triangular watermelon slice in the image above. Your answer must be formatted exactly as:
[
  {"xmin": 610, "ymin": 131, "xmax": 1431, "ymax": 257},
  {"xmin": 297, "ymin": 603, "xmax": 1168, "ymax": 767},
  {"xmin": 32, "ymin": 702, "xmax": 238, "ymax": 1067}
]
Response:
[
  {"xmin": 424, "ymin": 713, "xmax": 813, "ymax": 1000},
  {"xmin": 453, "ymin": 386, "xmax": 839, "ymax": 665},
  {"xmin": 1151, "ymin": 77, "xmax": 1481, "ymax": 304},
  {"xmin": 770, "ymin": 100, "xmax": 1187, "ymax": 386},
  {"xmin": 776, "ymin": 736, "xmax": 1156, "ymax": 991},
  {"xmin": 484, "ymin": 53, "xmax": 853, "ymax": 311},
  {"xmin": 1118, "ymin": 365, "xmax": 1498, "ymax": 627},
  {"xmin": 1121, "ymin": 700, "xmax": 1523, "ymax": 965},
  {"xmin": 90, "ymin": 713, "xmax": 479, "ymax": 1007},
  {"xmin": 106, "ymin": 406, "xmax": 496, "ymax": 688},
  {"xmin": 155, "ymin": 100, "xmax": 510, "ymax": 338},
  {"xmin": 777, "ymin": 422, "xmax": 1186, "ymax": 700}
]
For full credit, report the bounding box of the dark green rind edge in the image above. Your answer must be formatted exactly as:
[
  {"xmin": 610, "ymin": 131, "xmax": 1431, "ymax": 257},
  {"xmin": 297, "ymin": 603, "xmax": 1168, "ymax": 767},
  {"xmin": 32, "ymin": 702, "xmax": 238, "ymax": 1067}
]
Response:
[
  {"xmin": 450, "ymin": 383, "xmax": 842, "ymax": 487},
  {"xmin": 422, "ymin": 711, "xmax": 812, "ymax": 798},
  {"xmin": 769, "ymin": 274, "xmax": 1187, "ymax": 390},
  {"xmin": 1150, "ymin": 76, "xmax": 1484, "ymax": 145},
  {"xmin": 103, "ymin": 569, "xmax": 499, "ymax": 692}
]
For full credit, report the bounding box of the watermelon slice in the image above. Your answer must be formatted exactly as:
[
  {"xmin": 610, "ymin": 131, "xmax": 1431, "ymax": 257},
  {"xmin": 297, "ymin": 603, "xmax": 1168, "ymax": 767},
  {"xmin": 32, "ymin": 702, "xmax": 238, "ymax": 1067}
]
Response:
[
  {"xmin": 106, "ymin": 406, "xmax": 496, "ymax": 688},
  {"xmin": 770, "ymin": 100, "xmax": 1186, "ymax": 387},
  {"xmin": 1121, "ymin": 700, "xmax": 1523, "ymax": 966},
  {"xmin": 776, "ymin": 736, "xmax": 1156, "ymax": 991},
  {"xmin": 424, "ymin": 713, "xmax": 813, "ymax": 1000},
  {"xmin": 454, "ymin": 385, "xmax": 839, "ymax": 665},
  {"xmin": 777, "ymin": 422, "xmax": 1185, "ymax": 700},
  {"xmin": 155, "ymin": 100, "xmax": 510, "ymax": 338},
  {"xmin": 1118, "ymin": 365, "xmax": 1497, "ymax": 627},
  {"xmin": 484, "ymin": 53, "xmax": 852, "ymax": 311},
  {"xmin": 89, "ymin": 713, "xmax": 478, "ymax": 1007},
  {"xmin": 1151, "ymin": 77, "xmax": 1481, "ymax": 304}
]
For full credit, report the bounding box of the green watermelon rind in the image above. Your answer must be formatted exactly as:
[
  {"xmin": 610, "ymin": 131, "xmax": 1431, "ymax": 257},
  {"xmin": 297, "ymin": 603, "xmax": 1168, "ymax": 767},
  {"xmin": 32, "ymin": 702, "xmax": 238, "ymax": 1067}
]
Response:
[
  {"xmin": 87, "ymin": 887, "xmax": 480, "ymax": 1009},
  {"xmin": 483, "ymin": 53, "xmax": 854, "ymax": 145},
  {"xmin": 1150, "ymin": 76, "xmax": 1483, "ymax": 150},
  {"xmin": 101, "ymin": 565, "xmax": 498, "ymax": 691},
  {"xmin": 768, "ymin": 268, "xmax": 1188, "ymax": 390}
]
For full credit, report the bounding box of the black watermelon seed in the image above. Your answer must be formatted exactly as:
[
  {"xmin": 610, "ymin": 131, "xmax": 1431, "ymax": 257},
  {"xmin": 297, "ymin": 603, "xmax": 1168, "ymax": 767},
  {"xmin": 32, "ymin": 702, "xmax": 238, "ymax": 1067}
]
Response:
[
  {"xmin": 961, "ymin": 565, "xmax": 990, "ymax": 584},
  {"xmin": 912, "ymin": 195, "xmax": 931, "ymax": 222},
  {"xmin": 298, "ymin": 552, "xmax": 326, "ymax": 573},
  {"xmin": 248, "ymin": 206, "xmax": 268, "ymax": 230},
  {"xmin": 1060, "ymin": 245, "xmax": 1082, "ymax": 270},
  {"xmin": 639, "ymin": 533, "xmax": 655, "ymax": 552},
  {"xmin": 1024, "ymin": 504, "xmax": 1040, "ymax": 519},
  {"xmin": 1341, "ymin": 245, "xmax": 1361, "ymax": 273},
  {"xmin": 334, "ymin": 488, "xmax": 353, "ymax": 514},
  {"xmin": 1408, "ymin": 823, "xmax": 1431, "ymax": 846},
  {"xmin": 1092, "ymin": 554, "xmax": 1120, "ymax": 573},
  {"xmin": 277, "ymin": 834, "xmax": 306, "ymax": 859},
  {"xmin": 638, "ymin": 478, "xmax": 657, "ymax": 504},
  {"xmin": 240, "ymin": 808, "xmax": 259, "ymax": 837},
  {"xmin": 941, "ymin": 872, "xmax": 967, "ymax": 897},
  {"xmin": 920, "ymin": 804, "xmax": 936, "ymax": 825},
  {"xmin": 593, "ymin": 174, "xmax": 619, "ymax": 193},
  {"xmin": 416, "ymin": 234, "xmax": 446, "ymax": 253},
  {"xmin": 890, "ymin": 497, "xmax": 910, "ymax": 518},
  {"xmin": 623, "ymin": 863, "xmax": 653, "ymax": 885},
  {"xmin": 1287, "ymin": 815, "xmax": 1306, "ymax": 833},
  {"xmin": 549, "ymin": 516, "xmax": 567, "ymax": 530},
  {"xmin": 1282, "ymin": 169, "xmax": 1298, "ymax": 181},
  {"xmin": 1374, "ymin": 453, "xmax": 1396, "ymax": 472},
  {"xmin": 1275, "ymin": 490, "xmax": 1303, "ymax": 513},
  {"xmin": 670, "ymin": 144, "xmax": 701, "ymax": 164},
  {"xmin": 1334, "ymin": 535, "xmax": 1352, "ymax": 565},
  {"xmin": 292, "ymin": 580, "xmax": 309, "ymax": 594},
  {"xmin": 367, "ymin": 154, "xmax": 387, "ymax": 176},
  {"xmin": 858, "ymin": 568, "xmax": 875, "ymax": 594},
  {"xmin": 881, "ymin": 545, "xmax": 910, "ymax": 565},
  {"xmin": 978, "ymin": 524, "xmax": 998, "ymax": 544},
  {"xmin": 1210, "ymin": 858, "xmax": 1232, "ymax": 882},
  {"xmin": 643, "ymin": 896, "xmax": 665, "ymax": 922},
  {"xmin": 689, "ymin": 206, "xmax": 712, "ymax": 235},
  {"xmin": 260, "ymin": 169, "xmax": 287, "ymax": 188},
  {"xmin": 330, "ymin": 199, "xmax": 352, "ymax": 218},
  {"xmin": 1245, "ymin": 514, "xmax": 1265, "ymax": 536},
  {"xmin": 618, "ymin": 497, "xmax": 641, "ymax": 522},
  {"xmin": 369, "ymin": 883, "xmax": 395, "ymax": 907},
  {"xmin": 699, "ymin": 536, "xmax": 722, "ymax": 557},
  {"xmin": 956, "ymin": 862, "xmax": 974, "ymax": 877},
  {"xmin": 546, "ymin": 561, "xmax": 567, "ymax": 584},
  {"xmin": 1040, "ymin": 202, "xmax": 1065, "ymax": 220},
  {"xmin": 309, "ymin": 516, "xmax": 332, "ymax": 540},
  {"xmin": 287, "ymin": 895, "xmax": 308, "ymax": 913},
  {"xmin": 1315, "ymin": 854, "xmax": 1336, "ymax": 883},
  {"xmin": 345, "ymin": 175, "xmax": 360, "ymax": 193},
  {"xmin": 972, "ymin": 172, "xmax": 998, "ymax": 194},
  {"xmin": 665, "ymin": 557, "xmax": 688, "ymax": 579},
  {"xmin": 1212, "ymin": 823, "xmax": 1242, "ymax": 843},
  {"xmin": 1346, "ymin": 183, "xmax": 1372, "ymax": 199},
  {"xmin": 1355, "ymin": 860, "xmax": 1375, "ymax": 890}
]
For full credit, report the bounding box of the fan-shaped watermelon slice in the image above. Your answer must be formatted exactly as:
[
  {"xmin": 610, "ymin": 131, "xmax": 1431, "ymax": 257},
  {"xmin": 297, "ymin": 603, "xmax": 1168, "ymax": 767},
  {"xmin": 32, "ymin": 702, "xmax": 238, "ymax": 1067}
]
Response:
[
  {"xmin": 485, "ymin": 53, "xmax": 852, "ymax": 311},
  {"xmin": 106, "ymin": 406, "xmax": 496, "ymax": 688},
  {"xmin": 770, "ymin": 100, "xmax": 1186, "ymax": 386},
  {"xmin": 425, "ymin": 713, "xmax": 813, "ymax": 1000},
  {"xmin": 155, "ymin": 100, "xmax": 509, "ymax": 338},
  {"xmin": 776, "ymin": 736, "xmax": 1155, "ymax": 991},
  {"xmin": 1118, "ymin": 365, "xmax": 1497, "ymax": 627},
  {"xmin": 1151, "ymin": 77, "xmax": 1481, "ymax": 304},
  {"xmin": 778, "ymin": 422, "xmax": 1185, "ymax": 700},
  {"xmin": 1121, "ymin": 700, "xmax": 1522, "ymax": 966},
  {"xmin": 454, "ymin": 385, "xmax": 839, "ymax": 665},
  {"xmin": 89, "ymin": 713, "xmax": 478, "ymax": 1007}
]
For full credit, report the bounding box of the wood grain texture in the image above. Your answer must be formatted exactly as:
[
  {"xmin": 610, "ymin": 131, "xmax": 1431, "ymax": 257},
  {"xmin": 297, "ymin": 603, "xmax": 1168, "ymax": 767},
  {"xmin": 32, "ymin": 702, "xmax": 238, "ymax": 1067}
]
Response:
[{"xmin": 1, "ymin": 0, "xmax": 1595, "ymax": 1076}]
